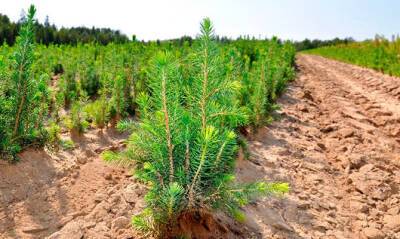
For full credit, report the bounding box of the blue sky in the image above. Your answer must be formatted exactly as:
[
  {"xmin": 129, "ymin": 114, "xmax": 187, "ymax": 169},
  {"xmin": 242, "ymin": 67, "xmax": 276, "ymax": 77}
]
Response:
[{"xmin": 1, "ymin": 0, "xmax": 399, "ymax": 41}]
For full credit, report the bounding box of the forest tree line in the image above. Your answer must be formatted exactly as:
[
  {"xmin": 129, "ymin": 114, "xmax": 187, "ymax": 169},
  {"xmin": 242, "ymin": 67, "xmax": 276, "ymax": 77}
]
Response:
[
  {"xmin": 1, "ymin": 11, "xmax": 356, "ymax": 49},
  {"xmin": 0, "ymin": 13, "xmax": 130, "ymax": 46},
  {"xmin": 294, "ymin": 37, "xmax": 355, "ymax": 51}
]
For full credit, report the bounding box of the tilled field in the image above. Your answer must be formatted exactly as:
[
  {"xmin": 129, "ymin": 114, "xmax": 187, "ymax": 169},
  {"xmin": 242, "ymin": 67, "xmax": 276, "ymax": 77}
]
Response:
[
  {"xmin": 1, "ymin": 54, "xmax": 399, "ymax": 239},
  {"xmin": 238, "ymin": 54, "xmax": 400, "ymax": 238}
]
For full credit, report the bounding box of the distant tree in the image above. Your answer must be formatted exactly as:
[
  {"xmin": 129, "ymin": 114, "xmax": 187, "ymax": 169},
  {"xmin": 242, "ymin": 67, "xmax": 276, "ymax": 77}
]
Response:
[
  {"xmin": 294, "ymin": 37, "xmax": 355, "ymax": 51},
  {"xmin": 0, "ymin": 12, "xmax": 130, "ymax": 46}
]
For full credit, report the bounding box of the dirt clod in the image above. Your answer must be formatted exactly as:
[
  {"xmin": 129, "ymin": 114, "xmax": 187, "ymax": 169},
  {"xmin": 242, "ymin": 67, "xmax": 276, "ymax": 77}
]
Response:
[{"xmin": 363, "ymin": 227, "xmax": 385, "ymax": 239}]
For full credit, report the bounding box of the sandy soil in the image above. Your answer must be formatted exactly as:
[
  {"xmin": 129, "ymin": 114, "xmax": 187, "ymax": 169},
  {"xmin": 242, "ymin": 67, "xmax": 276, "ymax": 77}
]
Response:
[
  {"xmin": 237, "ymin": 54, "xmax": 400, "ymax": 239},
  {"xmin": 1, "ymin": 54, "xmax": 399, "ymax": 239},
  {"xmin": 0, "ymin": 129, "xmax": 144, "ymax": 239}
]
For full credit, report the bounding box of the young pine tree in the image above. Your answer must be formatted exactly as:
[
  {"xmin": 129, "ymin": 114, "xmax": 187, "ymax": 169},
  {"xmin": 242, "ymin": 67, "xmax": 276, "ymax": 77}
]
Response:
[
  {"xmin": 65, "ymin": 100, "xmax": 89, "ymax": 137},
  {"xmin": 84, "ymin": 93, "xmax": 109, "ymax": 130},
  {"xmin": 247, "ymin": 52, "xmax": 269, "ymax": 128},
  {"xmin": 103, "ymin": 18, "xmax": 288, "ymax": 237},
  {"xmin": 12, "ymin": 5, "xmax": 38, "ymax": 138},
  {"xmin": 0, "ymin": 5, "xmax": 48, "ymax": 159},
  {"xmin": 110, "ymin": 72, "xmax": 128, "ymax": 123}
]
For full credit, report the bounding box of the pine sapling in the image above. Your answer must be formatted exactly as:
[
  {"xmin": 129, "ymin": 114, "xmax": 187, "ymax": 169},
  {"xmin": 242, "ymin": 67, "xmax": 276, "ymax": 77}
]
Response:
[
  {"xmin": 103, "ymin": 18, "xmax": 289, "ymax": 237},
  {"xmin": 1, "ymin": 5, "xmax": 49, "ymax": 159}
]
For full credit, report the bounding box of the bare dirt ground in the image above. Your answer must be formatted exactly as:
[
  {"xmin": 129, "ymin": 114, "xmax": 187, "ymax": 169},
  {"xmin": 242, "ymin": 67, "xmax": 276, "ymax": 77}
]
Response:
[
  {"xmin": 1, "ymin": 54, "xmax": 400, "ymax": 239},
  {"xmin": 237, "ymin": 54, "xmax": 400, "ymax": 239},
  {"xmin": 0, "ymin": 129, "xmax": 146, "ymax": 239}
]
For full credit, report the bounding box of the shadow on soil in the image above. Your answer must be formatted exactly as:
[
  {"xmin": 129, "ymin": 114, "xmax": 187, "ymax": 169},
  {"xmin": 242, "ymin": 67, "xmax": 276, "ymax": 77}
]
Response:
[{"xmin": 0, "ymin": 149, "xmax": 69, "ymax": 238}]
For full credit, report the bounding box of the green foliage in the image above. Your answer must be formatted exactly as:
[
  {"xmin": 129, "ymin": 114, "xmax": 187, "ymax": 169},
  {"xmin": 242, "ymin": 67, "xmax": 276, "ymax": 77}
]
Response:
[
  {"xmin": 58, "ymin": 71, "xmax": 78, "ymax": 107},
  {"xmin": 306, "ymin": 36, "xmax": 400, "ymax": 76},
  {"xmin": 104, "ymin": 18, "xmax": 290, "ymax": 237},
  {"xmin": 53, "ymin": 63, "xmax": 64, "ymax": 75},
  {"xmin": 64, "ymin": 100, "xmax": 89, "ymax": 135},
  {"xmin": 35, "ymin": 74, "xmax": 51, "ymax": 128},
  {"xmin": 2, "ymin": 22, "xmax": 295, "ymax": 142},
  {"xmin": 60, "ymin": 139, "xmax": 75, "ymax": 150},
  {"xmin": 116, "ymin": 119, "xmax": 136, "ymax": 133},
  {"xmin": 109, "ymin": 73, "xmax": 129, "ymax": 121},
  {"xmin": 81, "ymin": 61, "xmax": 100, "ymax": 96},
  {"xmin": 46, "ymin": 121, "xmax": 61, "ymax": 151},
  {"xmin": 238, "ymin": 39, "xmax": 295, "ymax": 129},
  {"xmin": 237, "ymin": 135, "xmax": 250, "ymax": 160},
  {"xmin": 0, "ymin": 5, "xmax": 48, "ymax": 160},
  {"xmin": 294, "ymin": 37, "xmax": 354, "ymax": 51},
  {"xmin": 84, "ymin": 97, "xmax": 109, "ymax": 129}
]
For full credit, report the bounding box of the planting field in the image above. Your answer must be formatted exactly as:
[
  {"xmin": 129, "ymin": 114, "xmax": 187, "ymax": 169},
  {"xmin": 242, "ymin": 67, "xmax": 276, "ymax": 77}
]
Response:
[
  {"xmin": 1, "ymin": 53, "xmax": 400, "ymax": 239},
  {"xmin": 1, "ymin": 6, "xmax": 296, "ymax": 239},
  {"xmin": 1, "ymin": 3, "xmax": 400, "ymax": 239},
  {"xmin": 306, "ymin": 39, "xmax": 400, "ymax": 77}
]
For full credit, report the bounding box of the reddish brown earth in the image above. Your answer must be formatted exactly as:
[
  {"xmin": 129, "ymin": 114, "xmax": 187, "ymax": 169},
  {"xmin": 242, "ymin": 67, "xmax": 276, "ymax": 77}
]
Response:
[{"xmin": 1, "ymin": 54, "xmax": 400, "ymax": 239}]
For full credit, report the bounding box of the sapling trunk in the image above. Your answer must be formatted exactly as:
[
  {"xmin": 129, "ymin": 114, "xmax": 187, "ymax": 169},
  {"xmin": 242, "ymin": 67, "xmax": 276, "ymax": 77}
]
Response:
[{"xmin": 161, "ymin": 69, "xmax": 175, "ymax": 183}]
